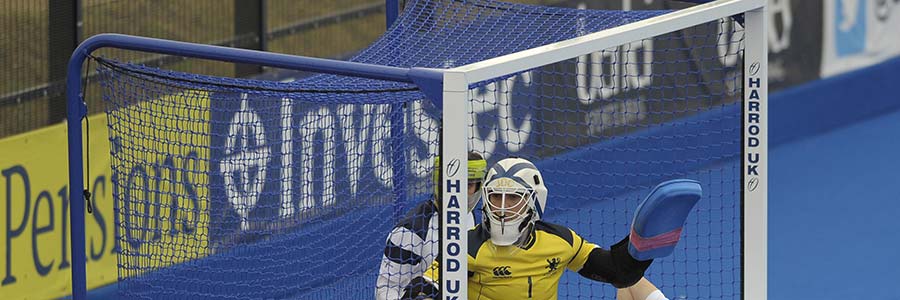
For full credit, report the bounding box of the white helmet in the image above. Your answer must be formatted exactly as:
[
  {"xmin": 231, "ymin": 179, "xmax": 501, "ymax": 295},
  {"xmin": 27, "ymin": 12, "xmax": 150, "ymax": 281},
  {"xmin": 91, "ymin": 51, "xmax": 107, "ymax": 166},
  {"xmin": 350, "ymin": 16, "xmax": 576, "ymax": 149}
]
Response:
[{"xmin": 481, "ymin": 158, "xmax": 548, "ymax": 246}]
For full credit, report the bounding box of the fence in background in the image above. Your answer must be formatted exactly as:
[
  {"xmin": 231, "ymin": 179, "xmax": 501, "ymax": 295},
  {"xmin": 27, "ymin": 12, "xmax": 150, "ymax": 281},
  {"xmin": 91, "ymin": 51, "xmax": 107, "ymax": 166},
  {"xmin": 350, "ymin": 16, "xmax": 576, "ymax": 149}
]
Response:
[{"xmin": 0, "ymin": 0, "xmax": 388, "ymax": 138}]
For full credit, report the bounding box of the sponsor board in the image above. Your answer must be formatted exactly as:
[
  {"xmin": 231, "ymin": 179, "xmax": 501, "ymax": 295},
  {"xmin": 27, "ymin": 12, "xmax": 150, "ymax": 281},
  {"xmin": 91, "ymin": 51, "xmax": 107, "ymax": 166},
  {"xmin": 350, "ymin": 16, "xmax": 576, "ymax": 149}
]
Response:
[
  {"xmin": 1, "ymin": 114, "xmax": 116, "ymax": 299},
  {"xmin": 107, "ymin": 90, "xmax": 211, "ymax": 270},
  {"xmin": 822, "ymin": 0, "xmax": 900, "ymax": 76}
]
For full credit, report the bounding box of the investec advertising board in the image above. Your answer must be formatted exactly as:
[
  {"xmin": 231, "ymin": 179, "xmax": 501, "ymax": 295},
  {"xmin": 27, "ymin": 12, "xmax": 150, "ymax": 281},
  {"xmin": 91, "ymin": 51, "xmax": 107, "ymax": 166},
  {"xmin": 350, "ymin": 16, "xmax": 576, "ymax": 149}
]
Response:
[
  {"xmin": 205, "ymin": 91, "xmax": 540, "ymax": 242},
  {"xmin": 206, "ymin": 21, "xmax": 744, "ymax": 241}
]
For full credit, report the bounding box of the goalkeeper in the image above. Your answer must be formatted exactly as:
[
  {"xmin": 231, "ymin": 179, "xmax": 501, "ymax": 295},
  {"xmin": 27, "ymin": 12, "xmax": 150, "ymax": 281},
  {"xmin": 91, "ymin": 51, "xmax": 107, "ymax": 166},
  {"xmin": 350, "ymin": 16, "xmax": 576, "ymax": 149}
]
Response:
[
  {"xmin": 403, "ymin": 157, "xmax": 702, "ymax": 300},
  {"xmin": 374, "ymin": 152, "xmax": 488, "ymax": 300}
]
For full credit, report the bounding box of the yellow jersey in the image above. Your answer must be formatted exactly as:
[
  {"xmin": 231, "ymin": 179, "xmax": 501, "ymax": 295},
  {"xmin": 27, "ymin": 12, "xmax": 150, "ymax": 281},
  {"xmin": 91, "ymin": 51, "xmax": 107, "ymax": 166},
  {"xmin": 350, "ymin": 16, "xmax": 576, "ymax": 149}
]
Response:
[{"xmin": 425, "ymin": 221, "xmax": 596, "ymax": 300}]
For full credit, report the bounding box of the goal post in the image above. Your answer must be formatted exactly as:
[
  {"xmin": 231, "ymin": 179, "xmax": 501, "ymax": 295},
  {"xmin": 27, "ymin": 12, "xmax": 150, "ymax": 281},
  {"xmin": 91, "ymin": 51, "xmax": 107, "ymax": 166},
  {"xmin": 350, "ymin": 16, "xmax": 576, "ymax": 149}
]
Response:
[
  {"xmin": 439, "ymin": 0, "xmax": 766, "ymax": 299},
  {"xmin": 743, "ymin": 6, "xmax": 768, "ymax": 300}
]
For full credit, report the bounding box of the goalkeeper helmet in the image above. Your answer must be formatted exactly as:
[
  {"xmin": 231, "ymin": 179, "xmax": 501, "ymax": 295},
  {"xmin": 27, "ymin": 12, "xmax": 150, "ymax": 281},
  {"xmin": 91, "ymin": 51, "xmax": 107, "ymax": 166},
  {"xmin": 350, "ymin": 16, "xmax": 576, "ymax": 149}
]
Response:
[
  {"xmin": 432, "ymin": 152, "xmax": 487, "ymax": 212},
  {"xmin": 481, "ymin": 157, "xmax": 547, "ymax": 246}
]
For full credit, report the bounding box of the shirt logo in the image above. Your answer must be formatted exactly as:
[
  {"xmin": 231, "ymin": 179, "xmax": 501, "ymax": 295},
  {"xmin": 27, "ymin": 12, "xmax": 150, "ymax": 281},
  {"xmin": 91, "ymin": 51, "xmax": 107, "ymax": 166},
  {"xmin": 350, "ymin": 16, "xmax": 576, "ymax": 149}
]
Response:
[
  {"xmin": 492, "ymin": 266, "xmax": 512, "ymax": 277},
  {"xmin": 545, "ymin": 257, "xmax": 561, "ymax": 275}
]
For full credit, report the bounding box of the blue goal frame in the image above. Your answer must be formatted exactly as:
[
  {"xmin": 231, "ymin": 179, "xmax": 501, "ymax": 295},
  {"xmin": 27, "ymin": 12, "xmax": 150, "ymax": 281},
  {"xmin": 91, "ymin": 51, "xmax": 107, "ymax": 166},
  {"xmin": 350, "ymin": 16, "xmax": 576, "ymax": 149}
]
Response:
[{"xmin": 64, "ymin": 33, "xmax": 444, "ymax": 300}]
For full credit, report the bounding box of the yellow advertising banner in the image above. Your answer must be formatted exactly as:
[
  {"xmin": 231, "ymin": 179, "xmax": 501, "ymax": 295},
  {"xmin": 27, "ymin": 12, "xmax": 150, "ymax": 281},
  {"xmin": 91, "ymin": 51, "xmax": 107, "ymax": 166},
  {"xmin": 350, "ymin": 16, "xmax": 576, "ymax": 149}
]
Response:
[
  {"xmin": 1, "ymin": 90, "xmax": 211, "ymax": 299},
  {"xmin": 111, "ymin": 90, "xmax": 211, "ymax": 278},
  {"xmin": 0, "ymin": 113, "xmax": 116, "ymax": 300}
]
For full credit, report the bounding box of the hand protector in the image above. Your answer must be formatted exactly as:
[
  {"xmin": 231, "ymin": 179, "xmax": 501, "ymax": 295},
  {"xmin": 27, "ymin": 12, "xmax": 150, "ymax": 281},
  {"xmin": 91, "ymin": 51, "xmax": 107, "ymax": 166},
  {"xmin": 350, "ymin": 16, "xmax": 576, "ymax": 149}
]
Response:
[{"xmin": 628, "ymin": 179, "xmax": 702, "ymax": 261}]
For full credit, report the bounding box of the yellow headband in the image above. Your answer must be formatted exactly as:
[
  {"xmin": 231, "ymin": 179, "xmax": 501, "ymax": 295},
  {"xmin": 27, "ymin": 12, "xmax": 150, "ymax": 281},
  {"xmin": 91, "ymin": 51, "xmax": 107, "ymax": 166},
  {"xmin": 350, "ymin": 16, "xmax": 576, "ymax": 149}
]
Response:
[{"xmin": 467, "ymin": 159, "xmax": 487, "ymax": 181}]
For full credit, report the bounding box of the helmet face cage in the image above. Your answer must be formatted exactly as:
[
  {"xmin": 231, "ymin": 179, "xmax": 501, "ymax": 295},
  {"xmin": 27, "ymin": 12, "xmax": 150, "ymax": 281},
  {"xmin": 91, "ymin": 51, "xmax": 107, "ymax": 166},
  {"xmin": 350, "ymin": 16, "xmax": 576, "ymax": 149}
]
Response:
[
  {"xmin": 480, "ymin": 181, "xmax": 537, "ymax": 248},
  {"xmin": 479, "ymin": 157, "xmax": 546, "ymax": 247},
  {"xmin": 483, "ymin": 185, "xmax": 534, "ymax": 224}
]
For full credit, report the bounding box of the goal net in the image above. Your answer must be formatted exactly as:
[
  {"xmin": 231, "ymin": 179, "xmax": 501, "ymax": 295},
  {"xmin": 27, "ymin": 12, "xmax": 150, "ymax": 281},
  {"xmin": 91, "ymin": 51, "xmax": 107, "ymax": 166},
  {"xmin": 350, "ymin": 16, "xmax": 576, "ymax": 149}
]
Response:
[{"xmin": 71, "ymin": 0, "xmax": 766, "ymax": 299}]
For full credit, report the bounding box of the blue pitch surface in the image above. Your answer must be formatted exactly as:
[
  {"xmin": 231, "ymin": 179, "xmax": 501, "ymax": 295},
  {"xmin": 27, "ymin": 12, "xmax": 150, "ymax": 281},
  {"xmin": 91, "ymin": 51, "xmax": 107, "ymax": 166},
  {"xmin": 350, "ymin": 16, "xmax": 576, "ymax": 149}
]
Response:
[
  {"xmin": 551, "ymin": 104, "xmax": 900, "ymax": 300},
  {"xmin": 768, "ymin": 108, "xmax": 900, "ymax": 300}
]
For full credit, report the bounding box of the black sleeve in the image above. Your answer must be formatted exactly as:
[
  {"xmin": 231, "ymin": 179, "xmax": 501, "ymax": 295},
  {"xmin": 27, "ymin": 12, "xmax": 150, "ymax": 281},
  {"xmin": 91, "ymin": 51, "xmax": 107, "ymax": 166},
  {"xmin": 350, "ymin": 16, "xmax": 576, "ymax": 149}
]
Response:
[
  {"xmin": 577, "ymin": 236, "xmax": 652, "ymax": 289},
  {"xmin": 401, "ymin": 276, "xmax": 441, "ymax": 300}
]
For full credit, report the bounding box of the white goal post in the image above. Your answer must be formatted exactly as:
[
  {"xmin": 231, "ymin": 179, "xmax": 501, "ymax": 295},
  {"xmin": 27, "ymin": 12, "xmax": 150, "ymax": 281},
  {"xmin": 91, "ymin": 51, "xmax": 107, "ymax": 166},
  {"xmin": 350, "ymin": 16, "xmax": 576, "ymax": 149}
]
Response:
[{"xmin": 439, "ymin": 0, "xmax": 767, "ymax": 299}]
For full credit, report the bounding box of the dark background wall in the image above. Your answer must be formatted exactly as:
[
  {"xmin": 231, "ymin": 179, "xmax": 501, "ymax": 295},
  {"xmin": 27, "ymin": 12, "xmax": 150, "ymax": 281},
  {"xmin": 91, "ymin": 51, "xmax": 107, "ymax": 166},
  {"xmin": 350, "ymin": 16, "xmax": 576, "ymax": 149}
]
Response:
[{"xmin": 0, "ymin": 0, "xmax": 822, "ymax": 140}]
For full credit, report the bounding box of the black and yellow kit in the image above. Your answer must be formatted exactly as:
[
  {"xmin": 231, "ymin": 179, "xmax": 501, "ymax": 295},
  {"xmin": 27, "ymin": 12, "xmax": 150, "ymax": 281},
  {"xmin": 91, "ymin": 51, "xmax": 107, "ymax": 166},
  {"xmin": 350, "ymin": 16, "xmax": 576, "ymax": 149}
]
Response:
[{"xmin": 414, "ymin": 221, "xmax": 650, "ymax": 300}]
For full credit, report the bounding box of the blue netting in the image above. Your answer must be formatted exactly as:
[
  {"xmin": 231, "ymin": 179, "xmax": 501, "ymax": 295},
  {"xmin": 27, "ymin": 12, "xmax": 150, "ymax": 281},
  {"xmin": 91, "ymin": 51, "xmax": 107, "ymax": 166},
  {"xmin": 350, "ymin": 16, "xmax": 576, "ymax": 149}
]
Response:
[{"xmin": 94, "ymin": 0, "xmax": 744, "ymax": 299}]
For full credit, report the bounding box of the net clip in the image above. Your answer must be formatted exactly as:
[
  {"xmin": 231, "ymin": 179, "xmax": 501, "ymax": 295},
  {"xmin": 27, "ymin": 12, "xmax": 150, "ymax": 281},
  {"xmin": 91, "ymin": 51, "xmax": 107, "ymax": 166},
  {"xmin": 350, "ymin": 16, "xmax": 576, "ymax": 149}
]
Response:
[{"xmin": 83, "ymin": 190, "xmax": 93, "ymax": 214}]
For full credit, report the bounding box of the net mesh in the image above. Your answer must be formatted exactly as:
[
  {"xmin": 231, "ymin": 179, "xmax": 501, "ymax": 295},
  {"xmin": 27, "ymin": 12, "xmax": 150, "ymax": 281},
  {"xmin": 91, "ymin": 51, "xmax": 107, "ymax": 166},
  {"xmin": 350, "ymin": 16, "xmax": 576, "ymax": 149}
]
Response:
[
  {"xmin": 472, "ymin": 19, "xmax": 744, "ymax": 299},
  {"xmin": 93, "ymin": 0, "xmax": 744, "ymax": 299}
]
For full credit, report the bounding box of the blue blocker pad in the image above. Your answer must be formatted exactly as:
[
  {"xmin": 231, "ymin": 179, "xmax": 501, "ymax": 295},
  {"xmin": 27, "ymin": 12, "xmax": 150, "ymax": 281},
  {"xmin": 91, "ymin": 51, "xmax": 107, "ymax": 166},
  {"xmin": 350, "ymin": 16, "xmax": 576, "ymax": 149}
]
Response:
[{"xmin": 628, "ymin": 179, "xmax": 702, "ymax": 261}]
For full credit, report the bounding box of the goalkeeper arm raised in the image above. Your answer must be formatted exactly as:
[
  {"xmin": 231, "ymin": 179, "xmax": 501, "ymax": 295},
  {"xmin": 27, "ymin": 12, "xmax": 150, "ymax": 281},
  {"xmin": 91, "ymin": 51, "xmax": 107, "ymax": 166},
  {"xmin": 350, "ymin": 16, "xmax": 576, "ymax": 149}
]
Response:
[{"xmin": 577, "ymin": 179, "xmax": 702, "ymax": 288}]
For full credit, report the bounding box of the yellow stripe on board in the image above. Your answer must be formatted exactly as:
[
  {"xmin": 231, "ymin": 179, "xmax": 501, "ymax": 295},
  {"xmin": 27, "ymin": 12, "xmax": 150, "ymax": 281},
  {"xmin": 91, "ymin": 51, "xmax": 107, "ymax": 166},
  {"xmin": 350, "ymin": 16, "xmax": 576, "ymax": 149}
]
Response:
[
  {"xmin": 0, "ymin": 113, "xmax": 115, "ymax": 300},
  {"xmin": 108, "ymin": 89, "xmax": 212, "ymax": 278},
  {"xmin": 0, "ymin": 89, "xmax": 212, "ymax": 300}
]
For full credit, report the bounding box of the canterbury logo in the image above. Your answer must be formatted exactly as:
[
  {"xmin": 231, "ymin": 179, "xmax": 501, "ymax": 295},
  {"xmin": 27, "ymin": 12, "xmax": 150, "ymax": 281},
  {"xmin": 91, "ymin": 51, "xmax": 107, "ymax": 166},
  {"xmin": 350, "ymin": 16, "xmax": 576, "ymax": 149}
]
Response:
[{"xmin": 492, "ymin": 266, "xmax": 512, "ymax": 277}]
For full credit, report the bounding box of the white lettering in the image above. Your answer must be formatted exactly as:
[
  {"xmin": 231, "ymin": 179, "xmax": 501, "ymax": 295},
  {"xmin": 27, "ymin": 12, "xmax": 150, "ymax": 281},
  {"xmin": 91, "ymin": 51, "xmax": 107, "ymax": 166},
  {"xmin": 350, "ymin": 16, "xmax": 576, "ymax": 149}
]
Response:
[
  {"xmin": 407, "ymin": 101, "xmax": 439, "ymax": 179},
  {"xmin": 221, "ymin": 94, "xmax": 270, "ymax": 231},
  {"xmin": 339, "ymin": 104, "xmax": 373, "ymax": 196},
  {"xmin": 300, "ymin": 106, "xmax": 336, "ymax": 210},
  {"xmin": 577, "ymin": 41, "xmax": 653, "ymax": 104},
  {"xmin": 717, "ymin": 18, "xmax": 745, "ymax": 95},
  {"xmin": 280, "ymin": 97, "xmax": 293, "ymax": 217},
  {"xmin": 371, "ymin": 105, "xmax": 393, "ymax": 187},
  {"xmin": 498, "ymin": 72, "xmax": 533, "ymax": 152},
  {"xmin": 470, "ymin": 72, "xmax": 534, "ymax": 159}
]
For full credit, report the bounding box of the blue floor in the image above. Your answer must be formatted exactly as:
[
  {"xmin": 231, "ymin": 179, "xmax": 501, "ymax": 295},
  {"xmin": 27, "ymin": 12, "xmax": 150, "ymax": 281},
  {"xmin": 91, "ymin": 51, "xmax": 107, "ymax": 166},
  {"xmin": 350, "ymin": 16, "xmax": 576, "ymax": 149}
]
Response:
[{"xmin": 769, "ymin": 108, "xmax": 900, "ymax": 299}]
